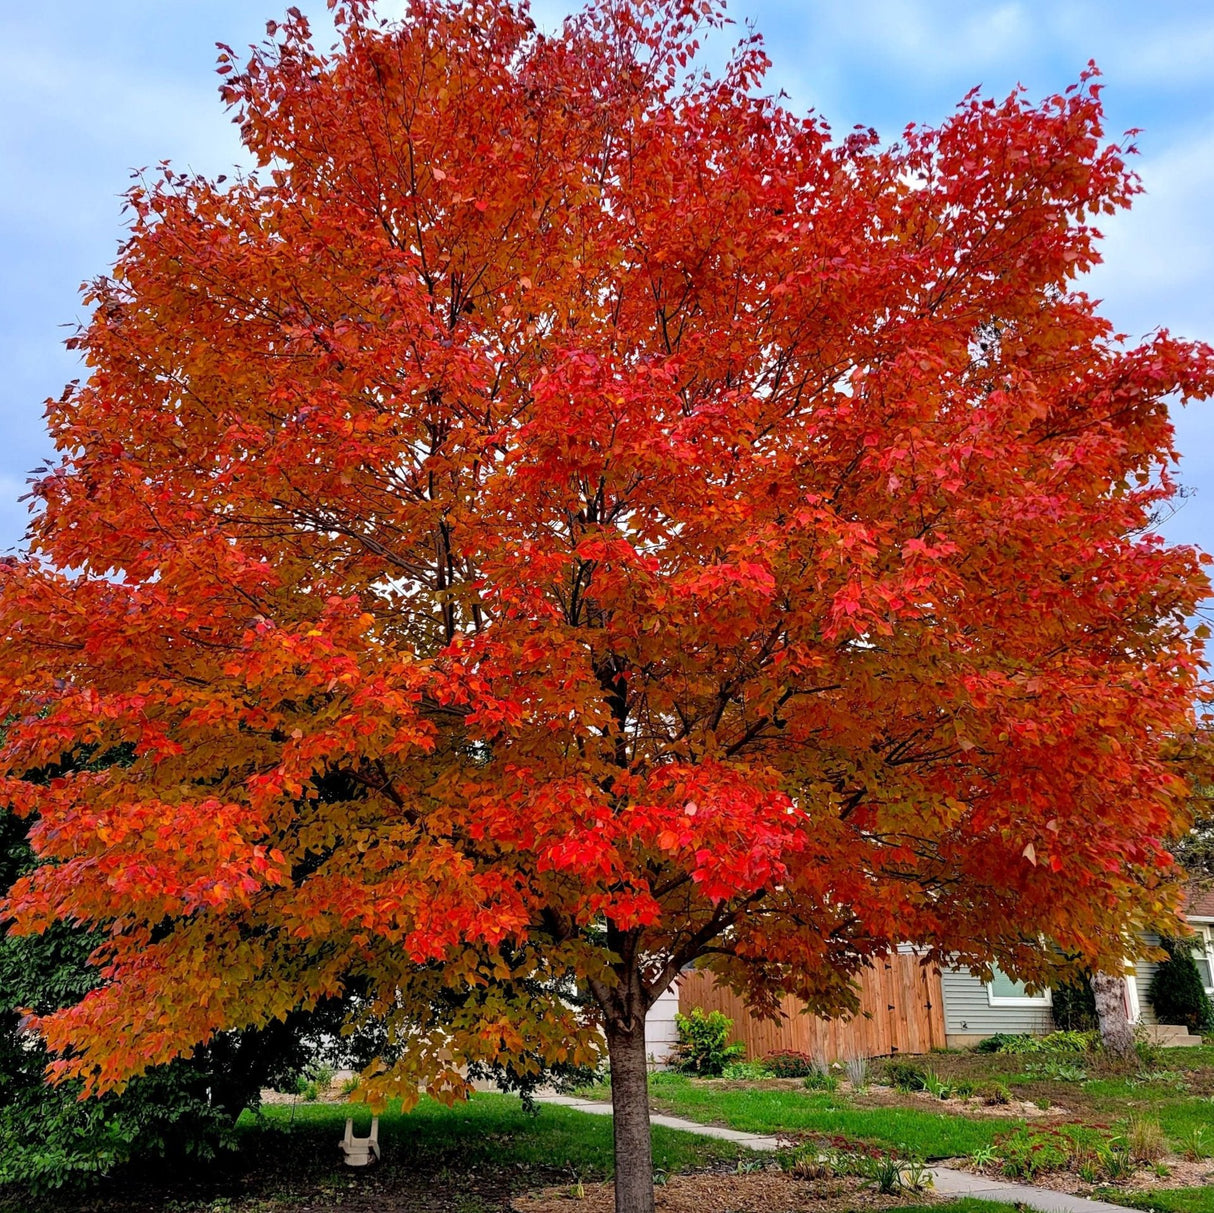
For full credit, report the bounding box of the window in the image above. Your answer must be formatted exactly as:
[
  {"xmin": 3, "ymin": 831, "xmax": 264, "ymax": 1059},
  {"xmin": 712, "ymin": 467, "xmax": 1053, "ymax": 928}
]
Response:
[
  {"xmin": 987, "ymin": 965, "xmax": 1052, "ymax": 1007},
  {"xmin": 1192, "ymin": 923, "xmax": 1214, "ymax": 996}
]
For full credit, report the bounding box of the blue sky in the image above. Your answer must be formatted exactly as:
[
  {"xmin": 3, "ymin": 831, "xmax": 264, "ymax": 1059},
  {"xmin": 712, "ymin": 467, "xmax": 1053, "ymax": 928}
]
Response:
[{"xmin": 2, "ymin": 1, "xmax": 1211, "ymax": 561}]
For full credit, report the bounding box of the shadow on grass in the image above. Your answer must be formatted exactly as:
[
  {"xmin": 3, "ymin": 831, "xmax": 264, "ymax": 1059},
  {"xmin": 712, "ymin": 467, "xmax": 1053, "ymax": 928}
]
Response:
[{"xmin": 2, "ymin": 1093, "xmax": 747, "ymax": 1213}]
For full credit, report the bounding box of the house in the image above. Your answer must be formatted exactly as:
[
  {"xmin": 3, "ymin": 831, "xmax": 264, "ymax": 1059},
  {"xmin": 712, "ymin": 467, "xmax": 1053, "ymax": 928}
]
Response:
[
  {"xmin": 675, "ymin": 889, "xmax": 1214, "ymax": 1059},
  {"xmin": 941, "ymin": 887, "xmax": 1214, "ymax": 1048}
]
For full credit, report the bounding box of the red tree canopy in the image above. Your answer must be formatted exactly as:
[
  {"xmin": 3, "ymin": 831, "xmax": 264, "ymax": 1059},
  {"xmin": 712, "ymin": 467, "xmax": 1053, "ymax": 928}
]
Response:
[{"xmin": 2, "ymin": 0, "xmax": 1212, "ymax": 1105}]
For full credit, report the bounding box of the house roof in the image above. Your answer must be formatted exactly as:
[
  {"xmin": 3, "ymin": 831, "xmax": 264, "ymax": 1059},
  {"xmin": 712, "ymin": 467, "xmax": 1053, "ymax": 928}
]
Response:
[{"xmin": 1185, "ymin": 884, "xmax": 1214, "ymax": 919}]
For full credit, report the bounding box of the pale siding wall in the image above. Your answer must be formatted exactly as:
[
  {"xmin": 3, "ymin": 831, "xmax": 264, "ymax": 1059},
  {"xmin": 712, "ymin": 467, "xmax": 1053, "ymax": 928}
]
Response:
[
  {"xmin": 940, "ymin": 967, "xmax": 1054, "ymax": 1037},
  {"xmin": 1133, "ymin": 938, "xmax": 1160, "ymax": 1025},
  {"xmin": 645, "ymin": 984, "xmax": 682, "ymax": 1069}
]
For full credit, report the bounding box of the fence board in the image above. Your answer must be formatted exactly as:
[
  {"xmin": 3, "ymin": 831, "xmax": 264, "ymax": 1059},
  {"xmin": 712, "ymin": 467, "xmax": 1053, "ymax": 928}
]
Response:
[{"xmin": 675, "ymin": 955, "xmax": 946, "ymax": 1061}]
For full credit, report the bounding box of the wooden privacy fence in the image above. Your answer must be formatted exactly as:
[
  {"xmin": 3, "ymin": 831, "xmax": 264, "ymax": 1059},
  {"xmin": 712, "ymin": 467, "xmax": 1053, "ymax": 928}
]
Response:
[{"xmin": 676, "ymin": 954, "xmax": 946, "ymax": 1060}]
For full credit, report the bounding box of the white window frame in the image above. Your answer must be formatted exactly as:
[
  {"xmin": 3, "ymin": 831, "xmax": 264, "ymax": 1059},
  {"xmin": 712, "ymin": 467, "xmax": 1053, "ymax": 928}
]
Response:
[
  {"xmin": 1124, "ymin": 971, "xmax": 1141, "ymax": 1024},
  {"xmin": 986, "ymin": 964, "xmax": 1053, "ymax": 1008},
  {"xmin": 1191, "ymin": 919, "xmax": 1214, "ymax": 997}
]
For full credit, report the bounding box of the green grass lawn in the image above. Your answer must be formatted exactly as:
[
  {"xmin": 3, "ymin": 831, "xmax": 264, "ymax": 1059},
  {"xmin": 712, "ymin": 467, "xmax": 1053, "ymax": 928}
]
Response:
[
  {"xmin": 2, "ymin": 1093, "xmax": 748, "ymax": 1213},
  {"xmin": 245, "ymin": 1092, "xmax": 749, "ymax": 1175},
  {"xmin": 1096, "ymin": 1189, "xmax": 1214, "ymax": 1213},
  {"xmin": 644, "ymin": 1071, "xmax": 1014, "ymax": 1158},
  {"xmin": 630, "ymin": 1045, "xmax": 1214, "ymax": 1162},
  {"xmin": 901, "ymin": 1205, "xmax": 1026, "ymax": 1213}
]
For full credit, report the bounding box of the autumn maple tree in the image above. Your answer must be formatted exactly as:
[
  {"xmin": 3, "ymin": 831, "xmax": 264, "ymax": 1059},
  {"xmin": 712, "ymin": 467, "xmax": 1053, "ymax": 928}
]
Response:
[{"xmin": 2, "ymin": 0, "xmax": 1213, "ymax": 1208}]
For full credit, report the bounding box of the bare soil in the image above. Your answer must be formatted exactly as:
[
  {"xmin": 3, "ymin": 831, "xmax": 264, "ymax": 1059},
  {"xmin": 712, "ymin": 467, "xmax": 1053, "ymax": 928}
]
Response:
[{"xmin": 853, "ymin": 1084, "xmax": 1064, "ymax": 1119}]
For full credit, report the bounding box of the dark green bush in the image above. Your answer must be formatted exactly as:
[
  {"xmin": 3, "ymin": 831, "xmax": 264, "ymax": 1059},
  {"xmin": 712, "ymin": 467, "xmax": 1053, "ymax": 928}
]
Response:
[
  {"xmin": 0, "ymin": 802, "xmax": 322, "ymax": 1194},
  {"xmin": 974, "ymin": 1032, "xmax": 1022, "ymax": 1053},
  {"xmin": 1050, "ymin": 975, "xmax": 1099, "ymax": 1032},
  {"xmin": 882, "ymin": 1059, "xmax": 928, "ymax": 1091},
  {"xmin": 1148, "ymin": 937, "xmax": 1214, "ymax": 1033},
  {"xmin": 670, "ymin": 1008, "xmax": 744, "ymax": 1076}
]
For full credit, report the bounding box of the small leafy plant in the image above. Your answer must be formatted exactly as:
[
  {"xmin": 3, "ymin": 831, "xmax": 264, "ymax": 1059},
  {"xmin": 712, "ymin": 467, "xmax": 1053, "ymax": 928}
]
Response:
[
  {"xmin": 921, "ymin": 1068, "xmax": 953, "ymax": 1100},
  {"xmin": 866, "ymin": 1154, "xmax": 904, "ymax": 1195},
  {"xmin": 900, "ymin": 1157, "xmax": 933, "ymax": 1193},
  {"xmin": 976, "ymin": 1030, "xmax": 1097, "ymax": 1055},
  {"xmin": 1130, "ymin": 1068, "xmax": 1190, "ymax": 1092},
  {"xmin": 978, "ymin": 1081, "xmax": 1012, "ymax": 1106},
  {"xmin": 1099, "ymin": 1144, "xmax": 1136, "ymax": 1181},
  {"xmin": 995, "ymin": 1127, "xmax": 1069, "ymax": 1179},
  {"xmin": 721, "ymin": 1060, "xmax": 773, "ymax": 1080},
  {"xmin": 671, "ymin": 1009, "xmax": 744, "ymax": 1077},
  {"xmin": 801, "ymin": 1061, "xmax": 838, "ymax": 1093},
  {"xmin": 1025, "ymin": 1059, "xmax": 1087, "ymax": 1082},
  {"xmin": 1179, "ymin": 1125, "xmax": 1209, "ymax": 1161}
]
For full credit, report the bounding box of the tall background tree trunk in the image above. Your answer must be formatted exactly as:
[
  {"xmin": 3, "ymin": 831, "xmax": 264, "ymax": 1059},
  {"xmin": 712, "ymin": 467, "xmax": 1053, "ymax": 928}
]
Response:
[
  {"xmin": 605, "ymin": 1013, "xmax": 654, "ymax": 1213},
  {"xmin": 1091, "ymin": 970, "xmax": 1135, "ymax": 1061}
]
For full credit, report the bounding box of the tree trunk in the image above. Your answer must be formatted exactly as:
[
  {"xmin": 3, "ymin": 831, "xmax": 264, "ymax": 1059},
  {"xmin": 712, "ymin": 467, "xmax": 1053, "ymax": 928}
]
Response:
[
  {"xmin": 605, "ymin": 1013, "xmax": 655, "ymax": 1213},
  {"xmin": 1091, "ymin": 970, "xmax": 1135, "ymax": 1061}
]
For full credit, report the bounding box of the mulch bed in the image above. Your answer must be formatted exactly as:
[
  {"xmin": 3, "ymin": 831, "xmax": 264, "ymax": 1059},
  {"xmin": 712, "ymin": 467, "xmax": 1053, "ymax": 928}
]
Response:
[{"xmin": 513, "ymin": 1172, "xmax": 940, "ymax": 1213}]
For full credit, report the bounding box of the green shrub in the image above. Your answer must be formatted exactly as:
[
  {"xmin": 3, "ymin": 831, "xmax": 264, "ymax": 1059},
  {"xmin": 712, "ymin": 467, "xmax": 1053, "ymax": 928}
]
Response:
[
  {"xmin": 0, "ymin": 804, "xmax": 305, "ymax": 1193},
  {"xmin": 765, "ymin": 1049, "xmax": 816, "ymax": 1078},
  {"xmin": 974, "ymin": 1032, "xmax": 1023, "ymax": 1053},
  {"xmin": 1148, "ymin": 938, "xmax": 1214, "ymax": 1033},
  {"xmin": 1134, "ymin": 1034, "xmax": 1164, "ymax": 1069},
  {"xmin": 670, "ymin": 1008, "xmax": 744, "ymax": 1077},
  {"xmin": 288, "ymin": 1062, "xmax": 336, "ymax": 1101},
  {"xmin": 1051, "ymin": 975, "xmax": 1099, "ymax": 1031}
]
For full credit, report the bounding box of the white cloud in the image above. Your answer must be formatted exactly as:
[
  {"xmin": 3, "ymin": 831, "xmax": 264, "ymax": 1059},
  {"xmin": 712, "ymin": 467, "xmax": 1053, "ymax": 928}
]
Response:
[
  {"xmin": 1036, "ymin": 2, "xmax": 1214, "ymax": 88},
  {"xmin": 1084, "ymin": 126, "xmax": 1214, "ymax": 341},
  {"xmin": 830, "ymin": 1, "xmax": 1033, "ymax": 73}
]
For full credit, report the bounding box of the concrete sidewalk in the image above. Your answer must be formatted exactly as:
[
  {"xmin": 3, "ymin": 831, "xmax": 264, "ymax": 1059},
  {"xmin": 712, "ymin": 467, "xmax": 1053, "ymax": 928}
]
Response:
[
  {"xmin": 536, "ymin": 1093, "xmax": 1134, "ymax": 1213},
  {"xmin": 540, "ymin": 1094, "xmax": 784, "ymax": 1152}
]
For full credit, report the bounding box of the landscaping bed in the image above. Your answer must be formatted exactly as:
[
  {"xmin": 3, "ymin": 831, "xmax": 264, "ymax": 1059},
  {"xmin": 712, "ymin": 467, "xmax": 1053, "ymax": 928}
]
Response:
[
  {"xmin": 613, "ymin": 1035, "xmax": 1214, "ymax": 1209},
  {"xmin": 513, "ymin": 1170, "xmax": 940, "ymax": 1213}
]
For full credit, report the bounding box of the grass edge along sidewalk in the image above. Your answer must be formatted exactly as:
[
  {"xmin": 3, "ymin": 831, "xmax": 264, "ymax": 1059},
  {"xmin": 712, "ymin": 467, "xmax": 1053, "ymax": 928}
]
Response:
[{"xmin": 537, "ymin": 1094, "xmax": 1134, "ymax": 1213}]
